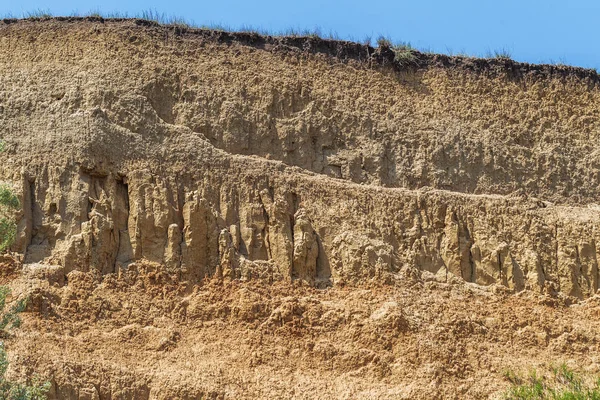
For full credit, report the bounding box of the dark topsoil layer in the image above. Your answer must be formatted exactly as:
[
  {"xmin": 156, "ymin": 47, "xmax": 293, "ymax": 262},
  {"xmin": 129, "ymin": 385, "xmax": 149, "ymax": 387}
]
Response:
[{"xmin": 2, "ymin": 16, "xmax": 599, "ymax": 84}]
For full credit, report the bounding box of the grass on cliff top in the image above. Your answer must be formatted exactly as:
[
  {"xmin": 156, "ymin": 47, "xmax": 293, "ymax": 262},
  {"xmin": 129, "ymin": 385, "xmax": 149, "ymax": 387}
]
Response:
[
  {"xmin": 503, "ymin": 364, "xmax": 600, "ymax": 400},
  {"xmin": 377, "ymin": 36, "xmax": 418, "ymax": 65},
  {"xmin": 3, "ymin": 8, "xmax": 521, "ymax": 60},
  {"xmin": 6, "ymin": 9, "xmax": 598, "ymax": 71},
  {"xmin": 3, "ymin": 9, "xmax": 348, "ymax": 41}
]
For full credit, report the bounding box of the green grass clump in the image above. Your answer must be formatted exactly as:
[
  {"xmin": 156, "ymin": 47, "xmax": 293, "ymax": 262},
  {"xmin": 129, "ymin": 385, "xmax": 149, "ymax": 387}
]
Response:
[
  {"xmin": 0, "ymin": 219, "xmax": 16, "ymax": 255},
  {"xmin": 0, "ymin": 287, "xmax": 25, "ymax": 332},
  {"xmin": 503, "ymin": 364, "xmax": 600, "ymax": 399},
  {"xmin": 0, "ymin": 140, "xmax": 18, "ymax": 253},
  {"xmin": 376, "ymin": 36, "xmax": 393, "ymax": 48},
  {"xmin": 376, "ymin": 36, "xmax": 417, "ymax": 65},
  {"xmin": 487, "ymin": 48, "xmax": 512, "ymax": 60},
  {"xmin": 23, "ymin": 9, "xmax": 53, "ymax": 19},
  {"xmin": 392, "ymin": 42, "xmax": 416, "ymax": 65},
  {"xmin": 0, "ymin": 186, "xmax": 19, "ymax": 210}
]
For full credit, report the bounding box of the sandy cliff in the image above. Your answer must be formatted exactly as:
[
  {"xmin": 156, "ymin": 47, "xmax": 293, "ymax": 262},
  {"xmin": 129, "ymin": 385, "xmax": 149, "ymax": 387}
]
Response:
[{"xmin": 2, "ymin": 18, "xmax": 600, "ymax": 399}]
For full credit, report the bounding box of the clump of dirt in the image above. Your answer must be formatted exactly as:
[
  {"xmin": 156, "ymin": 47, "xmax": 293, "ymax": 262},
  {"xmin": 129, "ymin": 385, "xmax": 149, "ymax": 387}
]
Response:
[{"xmin": 0, "ymin": 255, "xmax": 20, "ymax": 285}]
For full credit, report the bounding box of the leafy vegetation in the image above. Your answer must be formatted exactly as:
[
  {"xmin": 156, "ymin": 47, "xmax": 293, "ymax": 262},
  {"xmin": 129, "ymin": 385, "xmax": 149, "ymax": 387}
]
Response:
[
  {"xmin": 375, "ymin": 37, "xmax": 417, "ymax": 65},
  {"xmin": 0, "ymin": 219, "xmax": 16, "ymax": 255},
  {"xmin": 391, "ymin": 42, "xmax": 416, "ymax": 65},
  {"xmin": 0, "ymin": 140, "xmax": 48, "ymax": 399},
  {"xmin": 0, "ymin": 287, "xmax": 50, "ymax": 399},
  {"xmin": 0, "ymin": 140, "xmax": 18, "ymax": 253},
  {"xmin": 0, "ymin": 187, "xmax": 19, "ymax": 210},
  {"xmin": 503, "ymin": 364, "xmax": 600, "ymax": 399},
  {"xmin": 0, "ymin": 287, "xmax": 25, "ymax": 333}
]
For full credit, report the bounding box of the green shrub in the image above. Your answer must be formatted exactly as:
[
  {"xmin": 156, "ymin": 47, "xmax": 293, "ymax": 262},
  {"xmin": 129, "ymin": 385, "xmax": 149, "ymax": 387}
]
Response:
[
  {"xmin": 0, "ymin": 219, "xmax": 16, "ymax": 255},
  {"xmin": 392, "ymin": 42, "xmax": 416, "ymax": 65},
  {"xmin": 375, "ymin": 37, "xmax": 417, "ymax": 65},
  {"xmin": 0, "ymin": 361, "xmax": 51, "ymax": 400},
  {"xmin": 503, "ymin": 364, "xmax": 600, "ymax": 399},
  {"xmin": 0, "ymin": 142, "xmax": 47, "ymax": 400},
  {"xmin": 0, "ymin": 139, "xmax": 18, "ymax": 253},
  {"xmin": 0, "ymin": 183, "xmax": 19, "ymax": 253},
  {"xmin": 0, "ymin": 287, "xmax": 25, "ymax": 332},
  {"xmin": 0, "ymin": 186, "xmax": 19, "ymax": 210}
]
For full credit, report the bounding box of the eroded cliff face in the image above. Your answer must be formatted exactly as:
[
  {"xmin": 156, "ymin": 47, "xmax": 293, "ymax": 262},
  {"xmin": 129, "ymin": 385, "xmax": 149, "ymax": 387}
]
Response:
[
  {"xmin": 5, "ymin": 18, "xmax": 600, "ymax": 400},
  {"xmin": 2, "ymin": 18, "xmax": 600, "ymax": 299}
]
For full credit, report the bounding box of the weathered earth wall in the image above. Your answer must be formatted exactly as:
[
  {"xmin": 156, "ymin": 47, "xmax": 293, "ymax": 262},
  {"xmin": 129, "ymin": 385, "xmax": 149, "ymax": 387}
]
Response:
[{"xmin": 2, "ymin": 18, "xmax": 600, "ymax": 297}]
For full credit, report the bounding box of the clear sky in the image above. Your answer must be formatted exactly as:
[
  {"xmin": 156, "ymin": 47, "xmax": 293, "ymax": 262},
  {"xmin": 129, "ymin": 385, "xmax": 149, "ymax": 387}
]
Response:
[{"xmin": 2, "ymin": 0, "xmax": 599, "ymax": 70}]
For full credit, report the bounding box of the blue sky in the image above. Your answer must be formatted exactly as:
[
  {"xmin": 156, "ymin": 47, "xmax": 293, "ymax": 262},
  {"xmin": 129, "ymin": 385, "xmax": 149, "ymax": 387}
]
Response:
[{"xmin": 2, "ymin": 0, "xmax": 599, "ymax": 69}]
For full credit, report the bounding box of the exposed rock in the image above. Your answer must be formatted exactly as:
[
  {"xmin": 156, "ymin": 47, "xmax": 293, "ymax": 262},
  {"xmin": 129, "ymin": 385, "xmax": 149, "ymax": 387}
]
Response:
[
  {"xmin": 331, "ymin": 232, "xmax": 395, "ymax": 283},
  {"xmin": 181, "ymin": 192, "xmax": 219, "ymax": 281},
  {"xmin": 292, "ymin": 208, "xmax": 319, "ymax": 282}
]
